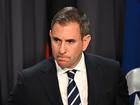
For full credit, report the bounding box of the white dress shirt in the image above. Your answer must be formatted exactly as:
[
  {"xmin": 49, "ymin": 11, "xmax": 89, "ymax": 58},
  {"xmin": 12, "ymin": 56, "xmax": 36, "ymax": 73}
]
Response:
[{"xmin": 56, "ymin": 53, "xmax": 88, "ymax": 105}]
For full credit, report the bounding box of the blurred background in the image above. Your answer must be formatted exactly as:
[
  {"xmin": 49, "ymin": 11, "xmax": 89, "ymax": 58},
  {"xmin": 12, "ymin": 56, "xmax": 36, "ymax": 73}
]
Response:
[{"xmin": 0, "ymin": 0, "xmax": 140, "ymax": 105}]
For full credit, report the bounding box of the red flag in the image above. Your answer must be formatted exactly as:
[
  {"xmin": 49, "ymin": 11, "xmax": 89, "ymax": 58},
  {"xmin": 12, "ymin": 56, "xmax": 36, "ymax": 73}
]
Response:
[{"xmin": 45, "ymin": 44, "xmax": 50, "ymax": 59}]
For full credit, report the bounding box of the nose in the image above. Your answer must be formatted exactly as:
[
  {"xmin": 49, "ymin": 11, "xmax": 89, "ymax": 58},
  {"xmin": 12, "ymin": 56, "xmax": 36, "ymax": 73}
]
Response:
[{"xmin": 59, "ymin": 42, "xmax": 66, "ymax": 54}]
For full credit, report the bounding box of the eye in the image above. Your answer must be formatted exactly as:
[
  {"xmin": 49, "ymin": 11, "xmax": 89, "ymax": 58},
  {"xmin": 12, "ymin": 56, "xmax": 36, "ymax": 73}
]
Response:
[
  {"xmin": 52, "ymin": 37, "xmax": 60, "ymax": 43},
  {"xmin": 67, "ymin": 39, "xmax": 76, "ymax": 44}
]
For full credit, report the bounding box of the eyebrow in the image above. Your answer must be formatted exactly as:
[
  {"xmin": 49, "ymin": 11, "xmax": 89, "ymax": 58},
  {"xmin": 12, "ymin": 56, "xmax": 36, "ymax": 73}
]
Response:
[
  {"xmin": 52, "ymin": 36, "xmax": 76, "ymax": 42},
  {"xmin": 66, "ymin": 39, "xmax": 76, "ymax": 42},
  {"xmin": 52, "ymin": 36, "xmax": 60, "ymax": 40}
]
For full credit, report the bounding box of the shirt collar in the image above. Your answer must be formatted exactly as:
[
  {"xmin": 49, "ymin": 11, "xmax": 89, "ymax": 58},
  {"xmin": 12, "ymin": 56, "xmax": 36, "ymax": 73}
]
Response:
[{"xmin": 55, "ymin": 53, "xmax": 86, "ymax": 74}]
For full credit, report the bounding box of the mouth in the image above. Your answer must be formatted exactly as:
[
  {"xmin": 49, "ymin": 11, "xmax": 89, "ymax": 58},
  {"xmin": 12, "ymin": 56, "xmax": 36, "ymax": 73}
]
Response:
[{"xmin": 57, "ymin": 56, "xmax": 70, "ymax": 62}]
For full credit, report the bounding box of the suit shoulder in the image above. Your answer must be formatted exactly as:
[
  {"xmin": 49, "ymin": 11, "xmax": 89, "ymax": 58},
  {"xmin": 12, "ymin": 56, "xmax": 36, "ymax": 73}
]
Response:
[
  {"xmin": 21, "ymin": 57, "xmax": 55, "ymax": 77},
  {"xmin": 85, "ymin": 53, "xmax": 120, "ymax": 68}
]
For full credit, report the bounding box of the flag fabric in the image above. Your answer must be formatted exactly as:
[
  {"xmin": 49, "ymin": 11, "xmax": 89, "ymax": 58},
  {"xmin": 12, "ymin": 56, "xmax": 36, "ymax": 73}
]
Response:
[
  {"xmin": 45, "ymin": 43, "xmax": 50, "ymax": 59},
  {"xmin": 122, "ymin": 0, "xmax": 140, "ymax": 105}
]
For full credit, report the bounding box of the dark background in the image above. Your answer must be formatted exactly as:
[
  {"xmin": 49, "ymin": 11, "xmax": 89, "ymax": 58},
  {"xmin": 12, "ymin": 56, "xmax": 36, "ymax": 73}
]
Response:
[{"xmin": 0, "ymin": 0, "xmax": 125, "ymax": 104}]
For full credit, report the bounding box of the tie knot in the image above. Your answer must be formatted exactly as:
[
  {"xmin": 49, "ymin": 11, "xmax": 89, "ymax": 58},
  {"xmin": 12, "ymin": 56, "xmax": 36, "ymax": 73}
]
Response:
[{"xmin": 67, "ymin": 70, "xmax": 77, "ymax": 79}]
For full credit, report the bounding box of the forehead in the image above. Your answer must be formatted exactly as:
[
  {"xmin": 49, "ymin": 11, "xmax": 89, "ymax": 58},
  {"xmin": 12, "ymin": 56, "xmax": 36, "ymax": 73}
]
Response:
[
  {"xmin": 51, "ymin": 22, "xmax": 81, "ymax": 39},
  {"xmin": 52, "ymin": 22, "xmax": 80, "ymax": 31}
]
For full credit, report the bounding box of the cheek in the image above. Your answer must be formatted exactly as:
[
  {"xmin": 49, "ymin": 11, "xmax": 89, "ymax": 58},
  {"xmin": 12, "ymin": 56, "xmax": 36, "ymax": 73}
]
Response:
[
  {"xmin": 51, "ymin": 45, "xmax": 58, "ymax": 54},
  {"xmin": 70, "ymin": 45, "xmax": 83, "ymax": 55}
]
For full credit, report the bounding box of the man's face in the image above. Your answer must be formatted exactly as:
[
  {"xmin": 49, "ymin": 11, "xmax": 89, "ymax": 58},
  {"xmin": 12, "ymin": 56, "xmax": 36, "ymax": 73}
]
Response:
[{"xmin": 50, "ymin": 22, "xmax": 91, "ymax": 69}]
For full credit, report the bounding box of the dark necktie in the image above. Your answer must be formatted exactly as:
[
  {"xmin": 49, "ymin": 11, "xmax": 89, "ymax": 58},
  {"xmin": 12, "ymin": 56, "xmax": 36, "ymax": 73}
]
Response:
[{"xmin": 67, "ymin": 70, "xmax": 81, "ymax": 105}]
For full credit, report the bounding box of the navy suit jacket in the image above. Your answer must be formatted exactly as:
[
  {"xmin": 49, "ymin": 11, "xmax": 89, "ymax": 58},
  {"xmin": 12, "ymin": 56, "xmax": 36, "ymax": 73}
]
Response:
[{"xmin": 7, "ymin": 53, "xmax": 130, "ymax": 105}]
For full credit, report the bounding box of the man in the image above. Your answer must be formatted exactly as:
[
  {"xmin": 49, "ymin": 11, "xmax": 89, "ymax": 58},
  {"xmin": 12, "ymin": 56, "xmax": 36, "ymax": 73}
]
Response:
[{"xmin": 7, "ymin": 7, "xmax": 130, "ymax": 105}]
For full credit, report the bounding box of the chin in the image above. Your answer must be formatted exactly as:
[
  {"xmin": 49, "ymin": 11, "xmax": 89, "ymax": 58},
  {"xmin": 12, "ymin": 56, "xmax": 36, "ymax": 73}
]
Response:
[
  {"xmin": 59, "ymin": 65, "xmax": 68, "ymax": 69},
  {"xmin": 59, "ymin": 64, "xmax": 70, "ymax": 69}
]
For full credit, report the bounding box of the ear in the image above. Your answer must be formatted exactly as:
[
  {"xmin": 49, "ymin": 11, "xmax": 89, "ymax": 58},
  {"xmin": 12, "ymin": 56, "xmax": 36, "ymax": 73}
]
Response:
[
  {"xmin": 82, "ymin": 34, "xmax": 91, "ymax": 51},
  {"xmin": 49, "ymin": 30, "xmax": 52, "ymax": 37}
]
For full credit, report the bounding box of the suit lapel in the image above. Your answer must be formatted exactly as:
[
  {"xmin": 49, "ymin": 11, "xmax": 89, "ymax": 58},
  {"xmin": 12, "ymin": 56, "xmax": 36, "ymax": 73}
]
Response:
[
  {"xmin": 39, "ymin": 59, "xmax": 63, "ymax": 105},
  {"xmin": 85, "ymin": 54, "xmax": 103, "ymax": 105}
]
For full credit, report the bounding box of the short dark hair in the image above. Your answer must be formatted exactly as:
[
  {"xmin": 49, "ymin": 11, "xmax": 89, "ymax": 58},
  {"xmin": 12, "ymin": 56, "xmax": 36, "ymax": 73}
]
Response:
[{"xmin": 51, "ymin": 7, "xmax": 90, "ymax": 37}]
